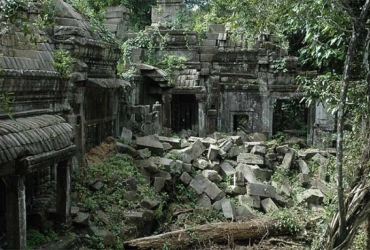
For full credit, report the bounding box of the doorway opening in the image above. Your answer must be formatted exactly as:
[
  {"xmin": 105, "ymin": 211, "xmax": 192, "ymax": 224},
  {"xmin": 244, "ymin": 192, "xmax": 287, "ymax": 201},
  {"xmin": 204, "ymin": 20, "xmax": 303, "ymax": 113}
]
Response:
[{"xmin": 171, "ymin": 94, "xmax": 198, "ymax": 132}]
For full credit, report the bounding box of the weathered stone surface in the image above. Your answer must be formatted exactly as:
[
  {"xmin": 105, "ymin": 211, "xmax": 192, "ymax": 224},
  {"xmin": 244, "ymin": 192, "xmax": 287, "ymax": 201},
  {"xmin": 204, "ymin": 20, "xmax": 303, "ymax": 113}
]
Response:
[
  {"xmin": 180, "ymin": 172, "xmax": 192, "ymax": 185},
  {"xmin": 228, "ymin": 146, "xmax": 242, "ymax": 158},
  {"xmin": 261, "ymin": 198, "xmax": 279, "ymax": 213},
  {"xmin": 212, "ymin": 196, "xmax": 227, "ymax": 211},
  {"xmin": 157, "ymin": 136, "xmax": 182, "ymax": 149},
  {"xmin": 116, "ymin": 142, "xmax": 138, "ymax": 157},
  {"xmin": 244, "ymin": 142, "xmax": 267, "ymax": 151},
  {"xmin": 150, "ymin": 157, "xmax": 175, "ymax": 170},
  {"xmin": 234, "ymin": 171, "xmax": 245, "ymax": 186},
  {"xmin": 134, "ymin": 159, "xmax": 158, "ymax": 173},
  {"xmin": 235, "ymin": 163, "xmax": 257, "ymax": 184},
  {"xmin": 280, "ymin": 149, "xmax": 295, "ymax": 169},
  {"xmin": 237, "ymin": 153, "xmax": 264, "ymax": 166},
  {"xmin": 204, "ymin": 182, "xmax": 225, "ymax": 201},
  {"xmin": 247, "ymin": 183, "xmax": 276, "ymax": 198},
  {"xmin": 210, "ymin": 161, "xmax": 220, "ymax": 172},
  {"xmin": 73, "ymin": 212, "xmax": 90, "ymax": 226},
  {"xmin": 298, "ymin": 173, "xmax": 311, "ymax": 187},
  {"xmin": 178, "ymin": 139, "xmax": 206, "ymax": 163},
  {"xmin": 71, "ymin": 206, "xmax": 80, "ymax": 217},
  {"xmin": 162, "ymin": 142, "xmax": 172, "ymax": 151},
  {"xmin": 136, "ymin": 135, "xmax": 164, "ymax": 153},
  {"xmin": 219, "ymin": 161, "xmax": 236, "ymax": 178},
  {"xmin": 297, "ymin": 189, "xmax": 325, "ymax": 205},
  {"xmin": 153, "ymin": 177, "xmax": 165, "ymax": 192},
  {"xmin": 90, "ymin": 180, "xmax": 104, "ymax": 191},
  {"xmin": 137, "ymin": 148, "xmax": 151, "ymax": 159},
  {"xmin": 97, "ymin": 210, "xmax": 110, "ymax": 226},
  {"xmin": 276, "ymin": 145, "xmax": 289, "ymax": 155},
  {"xmin": 225, "ymin": 185, "xmax": 246, "ymax": 195},
  {"xmin": 141, "ymin": 199, "xmax": 160, "ymax": 210},
  {"xmin": 301, "ymin": 148, "xmax": 321, "ymax": 160},
  {"xmin": 120, "ymin": 127, "xmax": 132, "ymax": 143},
  {"xmin": 250, "ymin": 133, "xmax": 267, "ymax": 142},
  {"xmin": 196, "ymin": 193, "xmax": 212, "ymax": 209},
  {"xmin": 153, "ymin": 171, "xmax": 171, "ymax": 181},
  {"xmin": 182, "ymin": 162, "xmax": 193, "ymax": 172},
  {"xmin": 202, "ymin": 170, "xmax": 222, "ymax": 183},
  {"xmin": 297, "ymin": 159, "xmax": 310, "ymax": 174},
  {"xmin": 124, "ymin": 191, "xmax": 140, "ymax": 201},
  {"xmin": 188, "ymin": 136, "xmax": 217, "ymax": 146},
  {"xmin": 238, "ymin": 194, "xmax": 261, "ymax": 209},
  {"xmin": 194, "ymin": 158, "xmax": 210, "ymax": 170},
  {"xmin": 229, "ymin": 136, "xmax": 242, "ymax": 146},
  {"xmin": 221, "ymin": 199, "xmax": 236, "ymax": 220},
  {"xmin": 219, "ymin": 140, "xmax": 233, "ymax": 152},
  {"xmin": 189, "ymin": 175, "xmax": 211, "ymax": 194},
  {"xmin": 207, "ymin": 144, "xmax": 219, "ymax": 161},
  {"xmin": 280, "ymin": 184, "xmax": 292, "ymax": 197},
  {"xmin": 236, "ymin": 204, "xmax": 254, "ymax": 219},
  {"xmin": 251, "ymin": 145, "xmax": 266, "ymax": 155}
]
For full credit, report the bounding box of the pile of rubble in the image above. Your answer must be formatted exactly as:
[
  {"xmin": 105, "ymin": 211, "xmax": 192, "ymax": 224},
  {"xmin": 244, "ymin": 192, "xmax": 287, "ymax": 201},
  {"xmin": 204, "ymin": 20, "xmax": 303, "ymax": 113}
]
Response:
[{"xmin": 117, "ymin": 128, "xmax": 335, "ymax": 221}]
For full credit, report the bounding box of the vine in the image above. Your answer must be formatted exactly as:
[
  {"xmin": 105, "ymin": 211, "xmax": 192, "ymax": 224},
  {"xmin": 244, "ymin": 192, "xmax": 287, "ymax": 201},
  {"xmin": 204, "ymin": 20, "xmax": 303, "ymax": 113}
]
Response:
[{"xmin": 156, "ymin": 55, "xmax": 187, "ymax": 86}]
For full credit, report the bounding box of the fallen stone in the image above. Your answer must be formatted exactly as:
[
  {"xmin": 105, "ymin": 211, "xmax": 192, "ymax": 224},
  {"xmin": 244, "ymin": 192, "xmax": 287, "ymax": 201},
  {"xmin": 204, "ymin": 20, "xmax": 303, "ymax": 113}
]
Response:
[
  {"xmin": 229, "ymin": 136, "xmax": 243, "ymax": 146},
  {"xmin": 235, "ymin": 164, "xmax": 257, "ymax": 184},
  {"xmin": 261, "ymin": 198, "xmax": 279, "ymax": 213},
  {"xmin": 221, "ymin": 199, "xmax": 236, "ymax": 220},
  {"xmin": 247, "ymin": 183, "xmax": 276, "ymax": 198},
  {"xmin": 189, "ymin": 175, "xmax": 211, "ymax": 194},
  {"xmin": 244, "ymin": 142, "xmax": 267, "ymax": 151},
  {"xmin": 298, "ymin": 173, "xmax": 311, "ymax": 187},
  {"xmin": 301, "ymin": 148, "xmax": 321, "ymax": 160},
  {"xmin": 219, "ymin": 161, "xmax": 236, "ymax": 179},
  {"xmin": 136, "ymin": 135, "xmax": 164, "ymax": 153},
  {"xmin": 188, "ymin": 136, "xmax": 217, "ymax": 146},
  {"xmin": 134, "ymin": 159, "xmax": 158, "ymax": 173},
  {"xmin": 152, "ymin": 171, "xmax": 171, "ymax": 181},
  {"xmin": 116, "ymin": 142, "xmax": 138, "ymax": 158},
  {"xmin": 298, "ymin": 159, "xmax": 310, "ymax": 174},
  {"xmin": 96, "ymin": 210, "xmax": 110, "ymax": 226},
  {"xmin": 204, "ymin": 182, "xmax": 225, "ymax": 201},
  {"xmin": 212, "ymin": 196, "xmax": 227, "ymax": 211},
  {"xmin": 137, "ymin": 148, "xmax": 151, "ymax": 159},
  {"xmin": 236, "ymin": 204, "xmax": 255, "ymax": 219},
  {"xmin": 149, "ymin": 157, "xmax": 175, "ymax": 171},
  {"xmin": 280, "ymin": 184, "xmax": 292, "ymax": 197},
  {"xmin": 90, "ymin": 180, "xmax": 104, "ymax": 191},
  {"xmin": 297, "ymin": 189, "xmax": 325, "ymax": 205},
  {"xmin": 182, "ymin": 162, "xmax": 193, "ymax": 172},
  {"xmin": 234, "ymin": 171, "xmax": 245, "ymax": 186},
  {"xmin": 228, "ymin": 146, "xmax": 242, "ymax": 158},
  {"xmin": 87, "ymin": 228, "xmax": 115, "ymax": 247},
  {"xmin": 124, "ymin": 191, "xmax": 140, "ymax": 201},
  {"xmin": 225, "ymin": 185, "xmax": 246, "ymax": 195},
  {"xmin": 210, "ymin": 161, "xmax": 221, "ymax": 172},
  {"xmin": 311, "ymin": 178, "xmax": 334, "ymax": 196},
  {"xmin": 196, "ymin": 193, "xmax": 212, "ymax": 209},
  {"xmin": 162, "ymin": 143, "xmax": 172, "ymax": 151},
  {"xmin": 73, "ymin": 212, "xmax": 90, "ymax": 227},
  {"xmin": 213, "ymin": 132, "xmax": 222, "ymax": 140},
  {"xmin": 280, "ymin": 149, "xmax": 295, "ymax": 169},
  {"xmin": 219, "ymin": 140, "xmax": 233, "ymax": 152},
  {"xmin": 120, "ymin": 127, "xmax": 132, "ymax": 144},
  {"xmin": 123, "ymin": 210, "xmax": 155, "ymax": 236},
  {"xmin": 207, "ymin": 144, "xmax": 220, "ymax": 161},
  {"xmin": 194, "ymin": 158, "xmax": 210, "ymax": 170},
  {"xmin": 141, "ymin": 199, "xmax": 160, "ymax": 210},
  {"xmin": 180, "ymin": 139, "xmax": 190, "ymax": 148},
  {"xmin": 71, "ymin": 206, "xmax": 80, "ymax": 217},
  {"xmin": 266, "ymin": 152, "xmax": 277, "ymax": 161},
  {"xmin": 251, "ymin": 145, "xmax": 266, "ymax": 155},
  {"xmin": 237, "ymin": 153, "xmax": 264, "ymax": 166},
  {"xmin": 276, "ymin": 145, "xmax": 290, "ymax": 155},
  {"xmin": 153, "ymin": 177, "xmax": 165, "ymax": 192},
  {"xmin": 157, "ymin": 136, "xmax": 181, "ymax": 149},
  {"xmin": 202, "ymin": 170, "xmax": 222, "ymax": 183},
  {"xmin": 238, "ymin": 194, "xmax": 261, "ymax": 209},
  {"xmin": 180, "ymin": 172, "xmax": 192, "ymax": 185},
  {"xmin": 250, "ymin": 133, "xmax": 267, "ymax": 142},
  {"xmin": 178, "ymin": 140, "xmax": 206, "ymax": 163}
]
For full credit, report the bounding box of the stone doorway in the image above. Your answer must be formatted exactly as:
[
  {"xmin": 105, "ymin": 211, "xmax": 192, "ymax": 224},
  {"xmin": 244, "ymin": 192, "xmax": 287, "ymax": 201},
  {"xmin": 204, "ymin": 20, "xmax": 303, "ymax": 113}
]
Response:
[{"xmin": 171, "ymin": 94, "xmax": 198, "ymax": 132}]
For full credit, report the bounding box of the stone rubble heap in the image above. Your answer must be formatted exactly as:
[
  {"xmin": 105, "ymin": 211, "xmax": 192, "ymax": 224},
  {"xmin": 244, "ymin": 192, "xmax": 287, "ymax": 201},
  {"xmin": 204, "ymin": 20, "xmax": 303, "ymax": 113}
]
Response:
[{"xmin": 117, "ymin": 129, "xmax": 335, "ymax": 224}]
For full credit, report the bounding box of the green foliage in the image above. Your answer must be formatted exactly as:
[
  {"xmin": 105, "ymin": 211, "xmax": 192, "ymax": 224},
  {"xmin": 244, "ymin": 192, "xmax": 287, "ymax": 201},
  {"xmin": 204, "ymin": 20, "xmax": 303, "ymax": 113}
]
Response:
[
  {"xmin": 52, "ymin": 49, "xmax": 74, "ymax": 79},
  {"xmin": 157, "ymin": 55, "xmax": 187, "ymax": 86},
  {"xmin": 0, "ymin": 92, "xmax": 14, "ymax": 119},
  {"xmin": 26, "ymin": 226, "xmax": 58, "ymax": 250}
]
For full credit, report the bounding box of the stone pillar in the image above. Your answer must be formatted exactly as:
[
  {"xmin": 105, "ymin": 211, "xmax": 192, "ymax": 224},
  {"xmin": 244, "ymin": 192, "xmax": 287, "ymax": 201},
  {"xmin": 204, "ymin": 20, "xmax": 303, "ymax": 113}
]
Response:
[
  {"xmin": 196, "ymin": 93, "xmax": 207, "ymax": 138},
  {"xmin": 207, "ymin": 109, "xmax": 217, "ymax": 134},
  {"xmin": 153, "ymin": 101, "xmax": 162, "ymax": 135},
  {"xmin": 162, "ymin": 94, "xmax": 172, "ymax": 136},
  {"xmin": 56, "ymin": 160, "xmax": 71, "ymax": 227},
  {"xmin": 6, "ymin": 175, "xmax": 26, "ymax": 250}
]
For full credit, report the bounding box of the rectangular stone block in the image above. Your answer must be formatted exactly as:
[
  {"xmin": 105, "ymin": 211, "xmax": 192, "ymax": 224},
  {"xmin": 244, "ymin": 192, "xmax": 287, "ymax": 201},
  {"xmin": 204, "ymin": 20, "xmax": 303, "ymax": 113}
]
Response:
[
  {"xmin": 237, "ymin": 153, "xmax": 264, "ymax": 166},
  {"xmin": 247, "ymin": 183, "xmax": 276, "ymax": 198}
]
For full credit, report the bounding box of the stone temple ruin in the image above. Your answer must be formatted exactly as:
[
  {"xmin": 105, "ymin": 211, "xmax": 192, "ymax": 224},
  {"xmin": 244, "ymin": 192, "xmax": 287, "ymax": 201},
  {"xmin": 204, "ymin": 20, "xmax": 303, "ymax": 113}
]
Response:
[{"xmin": 0, "ymin": 0, "xmax": 335, "ymax": 248}]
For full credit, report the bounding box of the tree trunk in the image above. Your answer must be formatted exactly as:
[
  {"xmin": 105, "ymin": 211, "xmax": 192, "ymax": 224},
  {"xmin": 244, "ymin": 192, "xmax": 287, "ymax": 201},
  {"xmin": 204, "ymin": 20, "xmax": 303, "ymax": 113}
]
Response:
[{"xmin": 124, "ymin": 219, "xmax": 291, "ymax": 249}]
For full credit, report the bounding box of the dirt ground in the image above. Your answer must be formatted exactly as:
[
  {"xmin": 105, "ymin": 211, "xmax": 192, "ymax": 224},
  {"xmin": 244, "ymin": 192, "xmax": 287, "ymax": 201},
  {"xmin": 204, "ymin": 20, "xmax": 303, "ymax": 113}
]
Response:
[{"xmin": 85, "ymin": 136, "xmax": 117, "ymax": 166}]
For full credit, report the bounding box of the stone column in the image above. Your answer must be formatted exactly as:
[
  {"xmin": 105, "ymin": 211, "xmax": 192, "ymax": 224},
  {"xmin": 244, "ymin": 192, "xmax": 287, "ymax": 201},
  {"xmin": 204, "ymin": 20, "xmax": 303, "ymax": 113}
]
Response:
[
  {"xmin": 196, "ymin": 93, "xmax": 207, "ymax": 138},
  {"xmin": 6, "ymin": 175, "xmax": 26, "ymax": 250},
  {"xmin": 152, "ymin": 101, "xmax": 162, "ymax": 135},
  {"xmin": 162, "ymin": 94, "xmax": 172, "ymax": 136},
  {"xmin": 56, "ymin": 160, "xmax": 71, "ymax": 227}
]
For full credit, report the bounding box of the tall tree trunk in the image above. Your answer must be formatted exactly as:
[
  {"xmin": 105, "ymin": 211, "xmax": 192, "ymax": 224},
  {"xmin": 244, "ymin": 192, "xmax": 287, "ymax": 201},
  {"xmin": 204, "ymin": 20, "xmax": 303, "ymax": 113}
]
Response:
[{"xmin": 324, "ymin": 0, "xmax": 370, "ymax": 249}]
